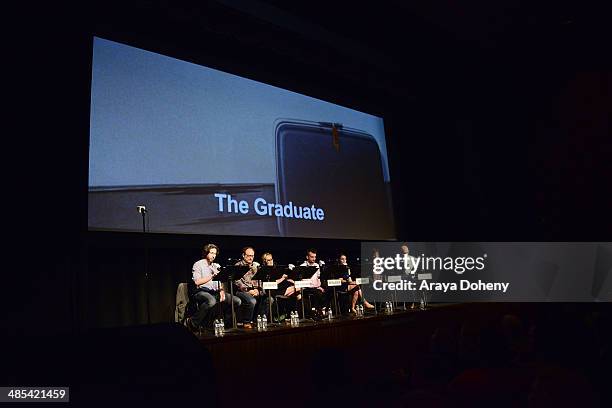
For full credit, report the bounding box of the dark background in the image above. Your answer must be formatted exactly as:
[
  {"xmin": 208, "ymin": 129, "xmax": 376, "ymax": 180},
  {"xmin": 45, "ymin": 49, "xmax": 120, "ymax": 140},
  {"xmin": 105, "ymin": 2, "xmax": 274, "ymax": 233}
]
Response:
[{"xmin": 5, "ymin": 1, "xmax": 611, "ymax": 333}]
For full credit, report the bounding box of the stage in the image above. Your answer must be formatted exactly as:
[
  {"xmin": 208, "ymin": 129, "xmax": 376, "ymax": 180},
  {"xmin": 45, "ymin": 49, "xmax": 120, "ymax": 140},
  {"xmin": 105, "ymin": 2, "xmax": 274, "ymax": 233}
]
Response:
[
  {"xmin": 5, "ymin": 301, "xmax": 605, "ymax": 407},
  {"xmin": 197, "ymin": 302, "xmax": 529, "ymax": 408}
]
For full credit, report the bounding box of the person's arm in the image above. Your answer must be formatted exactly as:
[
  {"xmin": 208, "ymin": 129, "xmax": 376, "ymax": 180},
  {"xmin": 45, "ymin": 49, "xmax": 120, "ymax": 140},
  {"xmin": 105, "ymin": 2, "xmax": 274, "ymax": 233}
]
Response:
[
  {"xmin": 234, "ymin": 278, "xmax": 248, "ymax": 292},
  {"xmin": 235, "ymin": 267, "xmax": 259, "ymax": 295},
  {"xmin": 347, "ymin": 268, "xmax": 354, "ymax": 283},
  {"xmin": 247, "ymin": 266, "xmax": 260, "ymax": 296},
  {"xmin": 275, "ymin": 273, "xmax": 288, "ymax": 284},
  {"xmin": 193, "ymin": 262, "xmax": 215, "ymax": 286},
  {"xmin": 311, "ymin": 269, "xmax": 323, "ymax": 291},
  {"xmin": 233, "ymin": 261, "xmax": 249, "ymax": 292},
  {"xmin": 286, "ymin": 264, "xmax": 295, "ymax": 283}
]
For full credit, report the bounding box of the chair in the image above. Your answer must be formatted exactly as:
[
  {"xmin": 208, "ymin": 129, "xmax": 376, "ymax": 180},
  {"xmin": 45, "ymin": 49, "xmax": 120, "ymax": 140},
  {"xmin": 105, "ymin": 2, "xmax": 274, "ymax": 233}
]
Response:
[
  {"xmin": 174, "ymin": 282, "xmax": 191, "ymax": 325},
  {"xmin": 177, "ymin": 281, "xmax": 222, "ymax": 331},
  {"xmin": 335, "ymin": 289, "xmax": 350, "ymax": 315},
  {"xmin": 274, "ymin": 294, "xmax": 289, "ymax": 322},
  {"xmin": 274, "ymin": 293, "xmax": 302, "ymax": 322}
]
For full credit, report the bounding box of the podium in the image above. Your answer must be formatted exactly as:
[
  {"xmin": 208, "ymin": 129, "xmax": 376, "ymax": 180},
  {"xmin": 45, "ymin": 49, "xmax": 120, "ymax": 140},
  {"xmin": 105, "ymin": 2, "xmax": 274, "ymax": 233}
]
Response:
[{"xmin": 215, "ymin": 265, "xmax": 250, "ymax": 329}]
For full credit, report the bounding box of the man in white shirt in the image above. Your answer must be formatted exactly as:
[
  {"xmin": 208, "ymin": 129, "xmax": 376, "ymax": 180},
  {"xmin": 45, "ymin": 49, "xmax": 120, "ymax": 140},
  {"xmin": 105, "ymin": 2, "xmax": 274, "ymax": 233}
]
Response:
[
  {"xmin": 300, "ymin": 248, "xmax": 331, "ymax": 312},
  {"xmin": 187, "ymin": 243, "xmax": 241, "ymax": 330}
]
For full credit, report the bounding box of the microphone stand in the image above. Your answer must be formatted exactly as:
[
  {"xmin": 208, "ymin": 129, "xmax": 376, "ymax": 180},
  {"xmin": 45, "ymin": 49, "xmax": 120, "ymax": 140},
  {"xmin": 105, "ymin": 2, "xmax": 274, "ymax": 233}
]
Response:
[{"xmin": 137, "ymin": 206, "xmax": 150, "ymax": 325}]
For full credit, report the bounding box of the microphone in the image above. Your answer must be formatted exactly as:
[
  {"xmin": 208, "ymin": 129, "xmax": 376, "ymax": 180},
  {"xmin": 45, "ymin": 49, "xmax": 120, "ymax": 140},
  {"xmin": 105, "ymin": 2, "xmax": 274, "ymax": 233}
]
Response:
[{"xmin": 137, "ymin": 205, "xmax": 147, "ymax": 214}]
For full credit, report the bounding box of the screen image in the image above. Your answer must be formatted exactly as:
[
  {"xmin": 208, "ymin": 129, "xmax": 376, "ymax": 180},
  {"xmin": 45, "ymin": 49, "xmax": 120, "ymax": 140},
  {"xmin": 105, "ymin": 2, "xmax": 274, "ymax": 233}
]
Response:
[{"xmin": 89, "ymin": 37, "xmax": 395, "ymax": 240}]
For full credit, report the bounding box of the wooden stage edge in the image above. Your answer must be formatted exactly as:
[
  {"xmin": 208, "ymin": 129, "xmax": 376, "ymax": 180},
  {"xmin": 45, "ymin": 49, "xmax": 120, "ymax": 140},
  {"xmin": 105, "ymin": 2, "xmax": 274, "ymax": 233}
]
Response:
[
  {"xmin": 197, "ymin": 302, "xmax": 524, "ymax": 346},
  {"xmin": 199, "ymin": 302, "xmax": 533, "ymax": 408}
]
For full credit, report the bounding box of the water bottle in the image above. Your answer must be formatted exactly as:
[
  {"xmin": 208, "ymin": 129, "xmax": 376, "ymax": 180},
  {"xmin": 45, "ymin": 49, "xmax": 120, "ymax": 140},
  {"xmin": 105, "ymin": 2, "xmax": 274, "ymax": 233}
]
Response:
[
  {"xmin": 215, "ymin": 319, "xmax": 224, "ymax": 336},
  {"xmin": 292, "ymin": 311, "xmax": 299, "ymax": 326},
  {"xmin": 420, "ymin": 299, "xmax": 425, "ymax": 310},
  {"xmin": 257, "ymin": 315, "xmax": 263, "ymax": 330},
  {"xmin": 328, "ymin": 307, "xmax": 333, "ymax": 320},
  {"xmin": 262, "ymin": 314, "xmax": 268, "ymax": 330},
  {"xmin": 358, "ymin": 304, "xmax": 363, "ymax": 316}
]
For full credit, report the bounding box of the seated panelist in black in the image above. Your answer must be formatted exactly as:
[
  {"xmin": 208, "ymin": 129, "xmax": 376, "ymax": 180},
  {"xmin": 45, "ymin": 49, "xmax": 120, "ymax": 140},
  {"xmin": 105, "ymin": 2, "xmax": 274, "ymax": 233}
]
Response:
[
  {"xmin": 261, "ymin": 252, "xmax": 301, "ymax": 299},
  {"xmin": 261, "ymin": 252, "xmax": 301, "ymax": 319}
]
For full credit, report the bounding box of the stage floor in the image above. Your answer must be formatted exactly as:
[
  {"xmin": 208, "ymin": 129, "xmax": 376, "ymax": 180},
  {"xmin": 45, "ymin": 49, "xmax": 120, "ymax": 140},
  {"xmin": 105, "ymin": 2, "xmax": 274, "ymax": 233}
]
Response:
[{"xmin": 192, "ymin": 303, "xmax": 457, "ymax": 343}]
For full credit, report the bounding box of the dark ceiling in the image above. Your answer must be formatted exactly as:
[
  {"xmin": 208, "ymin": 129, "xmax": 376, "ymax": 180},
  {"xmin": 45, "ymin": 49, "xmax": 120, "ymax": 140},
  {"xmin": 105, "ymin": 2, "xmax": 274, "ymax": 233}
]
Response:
[
  {"xmin": 82, "ymin": 0, "xmax": 609, "ymax": 110},
  {"xmin": 10, "ymin": 0, "xmax": 611, "ymax": 242}
]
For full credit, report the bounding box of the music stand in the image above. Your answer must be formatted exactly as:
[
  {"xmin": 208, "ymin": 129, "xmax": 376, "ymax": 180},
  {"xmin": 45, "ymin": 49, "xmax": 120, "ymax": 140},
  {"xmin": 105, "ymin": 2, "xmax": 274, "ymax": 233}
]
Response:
[
  {"xmin": 409, "ymin": 271, "xmax": 418, "ymax": 310},
  {"xmin": 288, "ymin": 266, "xmax": 318, "ymax": 321},
  {"xmin": 252, "ymin": 265, "xmax": 286, "ymax": 326},
  {"xmin": 216, "ymin": 265, "xmax": 250, "ymax": 330},
  {"xmin": 360, "ymin": 261, "xmax": 380, "ymax": 315},
  {"xmin": 321, "ymin": 264, "xmax": 343, "ymax": 317},
  {"xmin": 382, "ymin": 269, "xmax": 397, "ymax": 313}
]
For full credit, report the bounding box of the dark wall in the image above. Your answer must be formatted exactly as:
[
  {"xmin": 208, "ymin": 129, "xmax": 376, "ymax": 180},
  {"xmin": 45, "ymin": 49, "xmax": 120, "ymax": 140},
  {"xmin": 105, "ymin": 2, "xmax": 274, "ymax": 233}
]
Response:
[{"xmin": 8, "ymin": 1, "xmax": 610, "ymax": 333}]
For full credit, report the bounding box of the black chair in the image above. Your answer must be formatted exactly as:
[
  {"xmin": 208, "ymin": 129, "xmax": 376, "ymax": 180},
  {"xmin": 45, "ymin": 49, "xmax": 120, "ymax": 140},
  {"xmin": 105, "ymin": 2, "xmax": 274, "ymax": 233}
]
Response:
[
  {"xmin": 335, "ymin": 289, "xmax": 351, "ymax": 315},
  {"xmin": 274, "ymin": 294, "xmax": 289, "ymax": 322},
  {"xmin": 187, "ymin": 281, "xmax": 224, "ymax": 331}
]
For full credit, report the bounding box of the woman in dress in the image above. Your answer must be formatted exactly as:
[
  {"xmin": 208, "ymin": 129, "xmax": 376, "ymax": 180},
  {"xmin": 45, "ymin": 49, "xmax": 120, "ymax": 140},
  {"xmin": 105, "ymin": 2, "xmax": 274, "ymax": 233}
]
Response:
[{"xmin": 338, "ymin": 253, "xmax": 375, "ymax": 313}]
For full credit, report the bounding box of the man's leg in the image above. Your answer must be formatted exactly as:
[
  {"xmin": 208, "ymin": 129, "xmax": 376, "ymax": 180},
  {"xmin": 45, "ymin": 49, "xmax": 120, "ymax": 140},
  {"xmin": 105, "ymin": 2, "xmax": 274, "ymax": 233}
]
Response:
[
  {"xmin": 323, "ymin": 289, "xmax": 334, "ymax": 309},
  {"xmin": 221, "ymin": 293, "xmax": 241, "ymax": 326},
  {"xmin": 234, "ymin": 291, "xmax": 256, "ymax": 323},
  {"xmin": 305, "ymin": 288, "xmax": 323, "ymax": 310},
  {"xmin": 192, "ymin": 291, "xmax": 217, "ymax": 328}
]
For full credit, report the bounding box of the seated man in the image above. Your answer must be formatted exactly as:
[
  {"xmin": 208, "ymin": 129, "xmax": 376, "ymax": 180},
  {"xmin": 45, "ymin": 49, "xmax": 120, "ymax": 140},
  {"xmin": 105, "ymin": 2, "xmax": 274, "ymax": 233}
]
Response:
[
  {"xmin": 187, "ymin": 243, "xmax": 241, "ymax": 331},
  {"xmin": 234, "ymin": 246, "xmax": 272, "ymax": 328},
  {"xmin": 300, "ymin": 248, "xmax": 332, "ymax": 314}
]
